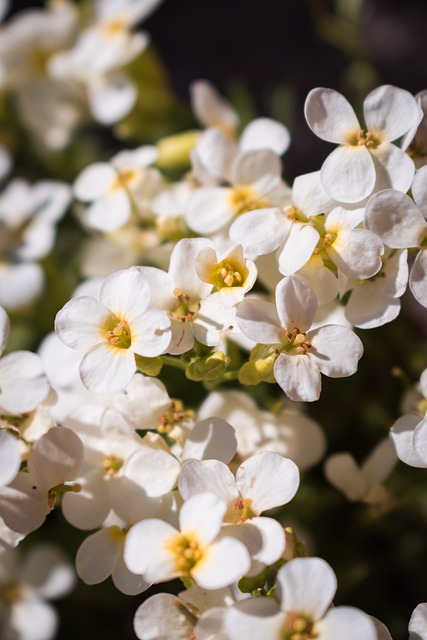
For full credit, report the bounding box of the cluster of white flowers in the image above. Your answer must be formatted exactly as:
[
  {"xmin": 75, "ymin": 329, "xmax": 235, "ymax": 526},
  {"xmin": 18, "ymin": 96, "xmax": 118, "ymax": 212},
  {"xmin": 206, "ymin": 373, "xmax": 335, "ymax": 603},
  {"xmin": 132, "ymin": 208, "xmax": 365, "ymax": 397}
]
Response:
[{"xmin": 3, "ymin": 1, "xmax": 427, "ymax": 639}]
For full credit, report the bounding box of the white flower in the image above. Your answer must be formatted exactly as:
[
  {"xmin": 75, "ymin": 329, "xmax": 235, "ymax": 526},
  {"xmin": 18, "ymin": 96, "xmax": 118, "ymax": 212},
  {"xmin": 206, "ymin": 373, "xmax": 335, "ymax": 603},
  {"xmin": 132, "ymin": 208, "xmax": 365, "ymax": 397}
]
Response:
[
  {"xmin": 186, "ymin": 149, "xmax": 290, "ymax": 236},
  {"xmin": 236, "ymin": 275, "xmax": 364, "ymax": 402},
  {"xmin": 409, "ymin": 603, "xmax": 427, "ymax": 639},
  {"xmin": 224, "ymin": 557, "xmax": 377, "ymax": 640},
  {"xmin": 342, "ymin": 248, "xmax": 409, "ymax": 329},
  {"xmin": 324, "ymin": 438, "xmax": 397, "ymax": 506},
  {"xmin": 74, "ymin": 146, "xmax": 160, "ymax": 233},
  {"xmin": 55, "ymin": 269, "xmax": 171, "ymax": 394},
  {"xmin": 304, "ymin": 85, "xmax": 420, "ymax": 203},
  {"xmin": 364, "ymin": 166, "xmax": 427, "ymax": 307},
  {"xmin": 0, "ymin": 544, "xmax": 76, "ymax": 640},
  {"xmin": 137, "ymin": 238, "xmax": 234, "ymax": 354},
  {"xmin": 124, "ymin": 492, "xmax": 251, "ymax": 589}
]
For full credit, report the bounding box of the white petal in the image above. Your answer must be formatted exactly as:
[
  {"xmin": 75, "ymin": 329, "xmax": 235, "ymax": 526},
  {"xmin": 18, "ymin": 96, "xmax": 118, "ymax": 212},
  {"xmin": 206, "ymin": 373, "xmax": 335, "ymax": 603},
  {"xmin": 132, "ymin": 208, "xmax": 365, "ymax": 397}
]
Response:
[
  {"xmin": 327, "ymin": 228, "xmax": 383, "ymax": 280},
  {"xmin": 321, "ymin": 145, "xmax": 375, "ymax": 203},
  {"xmin": 186, "ymin": 187, "xmax": 234, "ymax": 234},
  {"xmin": 0, "ymin": 431, "xmax": 21, "ymax": 487},
  {"xmin": 28, "ymin": 427, "xmax": 83, "ymax": 490},
  {"xmin": 277, "ymin": 556, "xmax": 336, "ymax": 620},
  {"xmin": 74, "ymin": 163, "xmax": 115, "ymax": 201},
  {"xmin": 180, "ymin": 492, "xmax": 227, "ymax": 545},
  {"xmin": 236, "ymin": 452, "xmax": 299, "ymax": 513},
  {"xmin": 304, "ymin": 88, "xmax": 360, "ymax": 143},
  {"xmin": 274, "ymin": 352, "xmax": 322, "ymax": 402},
  {"xmin": 412, "ymin": 165, "xmax": 427, "ymax": 217},
  {"xmin": 100, "ymin": 269, "xmax": 150, "ymax": 323},
  {"xmin": 275, "ymin": 275, "xmax": 318, "ymax": 332},
  {"xmin": 192, "ymin": 536, "xmax": 250, "ymax": 589},
  {"xmin": 240, "ymin": 118, "xmax": 291, "ymax": 155},
  {"xmin": 0, "ymin": 351, "xmax": 49, "ymax": 413},
  {"xmin": 0, "ymin": 472, "xmax": 50, "ymax": 535},
  {"xmin": 236, "ymin": 299, "xmax": 284, "ymax": 344},
  {"xmin": 365, "ymin": 190, "xmax": 426, "ymax": 248},
  {"xmin": 232, "ymin": 149, "xmax": 281, "ymax": 185},
  {"xmin": 21, "ymin": 544, "xmax": 76, "ymax": 599},
  {"xmin": 89, "ymin": 74, "xmax": 137, "ymax": 124},
  {"xmin": 243, "ymin": 516, "xmax": 286, "ymax": 566},
  {"xmin": 324, "ymin": 454, "xmax": 367, "ymax": 501},
  {"xmin": 124, "ymin": 518, "xmax": 178, "ymax": 579},
  {"xmin": 0, "ymin": 305, "xmax": 10, "ymax": 354},
  {"xmin": 192, "ymin": 127, "xmax": 236, "ymax": 183},
  {"xmin": 133, "ymin": 593, "xmax": 194, "ymax": 640},
  {"xmin": 389, "ymin": 415, "xmax": 427, "ymax": 468},
  {"xmin": 169, "ymin": 238, "xmax": 213, "ymax": 300},
  {"xmin": 76, "ymin": 527, "xmax": 123, "ymax": 584},
  {"xmin": 191, "ymin": 80, "xmax": 239, "ymax": 130},
  {"xmin": 182, "ymin": 417, "xmax": 237, "ymax": 464},
  {"xmin": 55, "ymin": 296, "xmax": 112, "ymax": 350},
  {"xmin": 316, "ymin": 606, "xmax": 377, "ymax": 640},
  {"xmin": 364, "ymin": 85, "xmax": 420, "ymax": 141},
  {"xmin": 130, "ymin": 309, "xmax": 171, "ymax": 357},
  {"xmin": 229, "ymin": 207, "xmax": 287, "ymax": 259},
  {"xmin": 0, "ymin": 262, "xmax": 44, "ymax": 310},
  {"xmin": 409, "ymin": 603, "xmax": 427, "ymax": 639},
  {"xmin": 122, "ymin": 446, "xmax": 180, "ymax": 497},
  {"xmin": 80, "ymin": 343, "xmax": 136, "ymax": 394},
  {"xmin": 371, "ymin": 143, "xmax": 415, "ymax": 194},
  {"xmin": 178, "ymin": 459, "xmax": 238, "ymax": 504},
  {"xmin": 61, "ymin": 468, "xmax": 111, "ymax": 529},
  {"xmin": 361, "ymin": 438, "xmax": 397, "ymax": 486},
  {"xmin": 84, "ymin": 190, "xmax": 131, "ymax": 232},
  {"xmin": 224, "ymin": 598, "xmax": 284, "ymax": 640},
  {"xmin": 410, "ymin": 250, "xmax": 427, "ymax": 307},
  {"xmin": 292, "ymin": 171, "xmax": 336, "ymax": 216},
  {"xmin": 112, "ymin": 551, "xmax": 151, "ymax": 595},
  {"xmin": 10, "ymin": 598, "xmax": 58, "ymax": 640},
  {"xmin": 277, "ymin": 223, "xmax": 319, "ymax": 276},
  {"xmin": 308, "ymin": 325, "xmax": 363, "ymax": 377}
]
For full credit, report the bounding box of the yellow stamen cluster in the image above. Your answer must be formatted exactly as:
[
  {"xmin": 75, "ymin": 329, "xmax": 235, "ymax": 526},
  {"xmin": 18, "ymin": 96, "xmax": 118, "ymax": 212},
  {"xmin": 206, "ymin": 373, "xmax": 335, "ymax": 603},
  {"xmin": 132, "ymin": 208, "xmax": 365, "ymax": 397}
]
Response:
[
  {"xmin": 225, "ymin": 496, "xmax": 254, "ymax": 523},
  {"xmin": 103, "ymin": 454, "xmax": 124, "ymax": 476},
  {"xmin": 103, "ymin": 319, "xmax": 131, "ymax": 349},
  {"xmin": 158, "ymin": 400, "xmax": 194, "ymax": 435},
  {"xmin": 171, "ymin": 289, "xmax": 199, "ymax": 323},
  {"xmin": 283, "ymin": 327, "xmax": 312, "ymax": 356},
  {"xmin": 110, "ymin": 167, "xmax": 139, "ymax": 193},
  {"xmin": 347, "ymin": 129, "xmax": 382, "ymax": 150},
  {"xmin": 103, "ymin": 18, "xmax": 128, "ymax": 38},
  {"xmin": 230, "ymin": 186, "xmax": 268, "ymax": 215},
  {"xmin": 282, "ymin": 613, "xmax": 317, "ymax": 640},
  {"xmin": 167, "ymin": 533, "xmax": 204, "ymax": 573}
]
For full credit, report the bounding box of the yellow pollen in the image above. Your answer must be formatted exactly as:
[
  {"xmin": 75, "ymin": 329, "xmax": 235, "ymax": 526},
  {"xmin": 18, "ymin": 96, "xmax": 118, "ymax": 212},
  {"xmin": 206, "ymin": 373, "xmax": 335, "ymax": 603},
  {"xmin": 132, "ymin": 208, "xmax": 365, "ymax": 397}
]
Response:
[
  {"xmin": 347, "ymin": 128, "xmax": 382, "ymax": 149},
  {"xmin": 103, "ymin": 18, "xmax": 129, "ymax": 38},
  {"xmin": 103, "ymin": 454, "xmax": 123, "ymax": 476},
  {"xmin": 103, "ymin": 319, "xmax": 131, "ymax": 349},
  {"xmin": 166, "ymin": 533, "xmax": 204, "ymax": 573},
  {"xmin": 229, "ymin": 186, "xmax": 268, "ymax": 215},
  {"xmin": 110, "ymin": 168, "xmax": 139, "ymax": 193},
  {"xmin": 282, "ymin": 612, "xmax": 317, "ymax": 640},
  {"xmin": 283, "ymin": 327, "xmax": 312, "ymax": 356}
]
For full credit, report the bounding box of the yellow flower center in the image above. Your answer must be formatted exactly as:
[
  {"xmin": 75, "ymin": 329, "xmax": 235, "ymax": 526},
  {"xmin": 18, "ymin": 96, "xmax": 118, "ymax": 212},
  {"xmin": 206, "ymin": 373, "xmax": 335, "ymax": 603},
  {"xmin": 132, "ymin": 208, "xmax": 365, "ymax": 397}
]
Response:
[
  {"xmin": 171, "ymin": 289, "xmax": 200, "ymax": 323},
  {"xmin": 157, "ymin": 400, "xmax": 194, "ymax": 435},
  {"xmin": 103, "ymin": 18, "xmax": 129, "ymax": 38},
  {"xmin": 346, "ymin": 128, "xmax": 382, "ymax": 150},
  {"xmin": 229, "ymin": 186, "xmax": 268, "ymax": 216},
  {"xmin": 110, "ymin": 168, "xmax": 139, "ymax": 193},
  {"xmin": 225, "ymin": 497, "xmax": 255, "ymax": 523},
  {"xmin": 282, "ymin": 327, "xmax": 312, "ymax": 356},
  {"xmin": 103, "ymin": 454, "xmax": 124, "ymax": 476},
  {"xmin": 166, "ymin": 533, "xmax": 204, "ymax": 573},
  {"xmin": 103, "ymin": 318, "xmax": 131, "ymax": 349},
  {"xmin": 282, "ymin": 612, "xmax": 317, "ymax": 640}
]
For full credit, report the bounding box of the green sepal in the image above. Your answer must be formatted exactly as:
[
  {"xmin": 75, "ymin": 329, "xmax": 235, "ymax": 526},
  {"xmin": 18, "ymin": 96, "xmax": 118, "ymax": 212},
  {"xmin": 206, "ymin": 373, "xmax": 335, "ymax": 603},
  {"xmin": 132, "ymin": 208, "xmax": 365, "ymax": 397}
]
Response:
[
  {"xmin": 135, "ymin": 355, "xmax": 163, "ymax": 377},
  {"xmin": 185, "ymin": 351, "xmax": 230, "ymax": 382}
]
